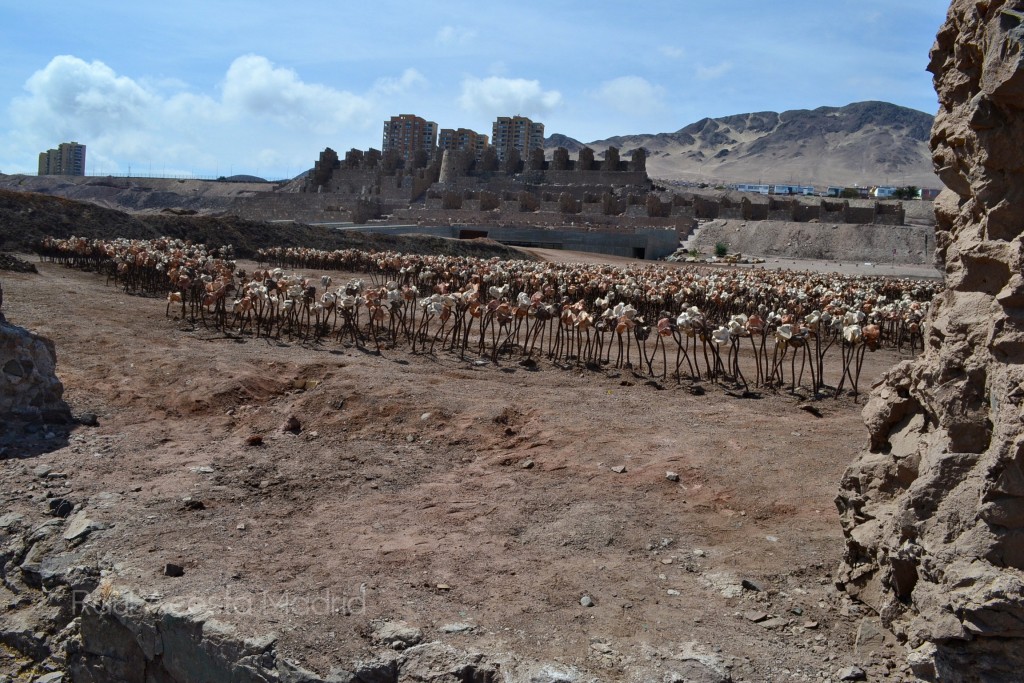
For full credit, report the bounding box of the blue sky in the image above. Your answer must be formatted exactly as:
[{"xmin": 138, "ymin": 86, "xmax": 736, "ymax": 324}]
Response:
[{"xmin": 0, "ymin": 1, "xmax": 949, "ymax": 180}]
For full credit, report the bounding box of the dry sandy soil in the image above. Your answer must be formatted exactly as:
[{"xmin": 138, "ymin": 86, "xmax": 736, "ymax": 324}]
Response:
[{"xmin": 0, "ymin": 252, "xmax": 925, "ymax": 682}]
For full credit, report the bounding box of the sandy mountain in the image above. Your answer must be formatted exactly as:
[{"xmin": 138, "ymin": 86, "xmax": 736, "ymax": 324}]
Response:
[{"xmin": 547, "ymin": 101, "xmax": 938, "ymax": 189}]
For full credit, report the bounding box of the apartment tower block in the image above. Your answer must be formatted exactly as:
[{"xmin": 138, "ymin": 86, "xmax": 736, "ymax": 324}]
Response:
[
  {"xmin": 438, "ymin": 128, "xmax": 489, "ymax": 160},
  {"xmin": 382, "ymin": 115, "xmax": 438, "ymax": 163},
  {"xmin": 38, "ymin": 141, "xmax": 86, "ymax": 176},
  {"xmin": 491, "ymin": 116, "xmax": 544, "ymax": 162}
]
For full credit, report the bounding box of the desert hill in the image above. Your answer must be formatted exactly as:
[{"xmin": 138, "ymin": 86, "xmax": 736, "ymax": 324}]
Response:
[
  {"xmin": 0, "ymin": 188, "xmax": 530, "ymax": 261},
  {"xmin": 547, "ymin": 101, "xmax": 938, "ymax": 189}
]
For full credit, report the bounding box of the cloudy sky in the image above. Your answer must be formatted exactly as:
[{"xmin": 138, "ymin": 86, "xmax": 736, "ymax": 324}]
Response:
[{"xmin": 0, "ymin": 1, "xmax": 949, "ymax": 180}]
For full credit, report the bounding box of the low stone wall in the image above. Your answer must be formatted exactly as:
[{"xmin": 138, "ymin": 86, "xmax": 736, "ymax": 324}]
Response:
[{"xmin": 227, "ymin": 194, "xmax": 351, "ymax": 223}]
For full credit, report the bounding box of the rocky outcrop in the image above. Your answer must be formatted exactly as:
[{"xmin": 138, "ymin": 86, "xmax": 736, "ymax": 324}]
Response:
[
  {"xmin": 0, "ymin": 303, "xmax": 70, "ymax": 423},
  {"xmin": 72, "ymin": 592, "xmax": 325, "ymax": 683},
  {"xmin": 835, "ymin": 2, "xmax": 1024, "ymax": 680}
]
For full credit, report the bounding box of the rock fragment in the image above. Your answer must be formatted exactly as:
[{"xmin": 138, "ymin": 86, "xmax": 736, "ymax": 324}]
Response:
[
  {"xmin": 837, "ymin": 666, "xmax": 866, "ymax": 681},
  {"xmin": 62, "ymin": 512, "xmax": 103, "ymax": 542},
  {"xmin": 371, "ymin": 620, "xmax": 422, "ymax": 648}
]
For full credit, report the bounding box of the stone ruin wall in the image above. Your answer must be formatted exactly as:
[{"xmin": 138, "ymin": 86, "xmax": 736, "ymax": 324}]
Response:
[
  {"xmin": 836, "ymin": 1, "xmax": 1024, "ymax": 680},
  {"xmin": 416, "ymin": 188, "xmax": 903, "ymax": 224},
  {"xmin": 229, "ymin": 143, "xmax": 908, "ymax": 229}
]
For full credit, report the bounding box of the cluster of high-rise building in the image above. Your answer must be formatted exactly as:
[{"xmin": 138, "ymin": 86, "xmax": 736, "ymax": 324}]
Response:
[
  {"xmin": 382, "ymin": 115, "xmax": 544, "ymax": 164},
  {"xmin": 38, "ymin": 141, "xmax": 86, "ymax": 176}
]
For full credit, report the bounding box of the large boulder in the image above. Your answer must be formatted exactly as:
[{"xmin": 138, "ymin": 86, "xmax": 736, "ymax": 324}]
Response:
[
  {"xmin": 835, "ymin": 2, "xmax": 1024, "ymax": 680},
  {"xmin": 0, "ymin": 287, "xmax": 70, "ymax": 423}
]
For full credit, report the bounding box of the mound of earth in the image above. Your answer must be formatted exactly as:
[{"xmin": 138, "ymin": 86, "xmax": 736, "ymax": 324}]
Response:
[
  {"xmin": 0, "ymin": 189, "xmax": 533, "ymax": 261},
  {"xmin": 688, "ymin": 219, "xmax": 936, "ymax": 266},
  {"xmin": 0, "ymin": 254, "xmax": 37, "ymax": 273}
]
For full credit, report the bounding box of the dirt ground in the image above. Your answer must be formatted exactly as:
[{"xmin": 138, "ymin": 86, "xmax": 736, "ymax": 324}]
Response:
[{"xmin": 0, "ymin": 253, "xmax": 922, "ymax": 681}]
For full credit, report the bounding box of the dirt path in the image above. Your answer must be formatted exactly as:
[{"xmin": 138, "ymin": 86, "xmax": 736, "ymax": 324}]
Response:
[{"xmin": 0, "ymin": 257, "xmax": 916, "ymax": 680}]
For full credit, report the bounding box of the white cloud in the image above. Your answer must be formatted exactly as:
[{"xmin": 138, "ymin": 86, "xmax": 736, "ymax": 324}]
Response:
[
  {"xmin": 696, "ymin": 61, "xmax": 733, "ymax": 81},
  {"xmin": 436, "ymin": 25, "xmax": 477, "ymax": 46},
  {"xmin": 4, "ymin": 54, "xmax": 380, "ymax": 177},
  {"xmin": 594, "ymin": 76, "xmax": 665, "ymax": 114},
  {"xmin": 12, "ymin": 55, "xmax": 157, "ymax": 138},
  {"xmin": 373, "ymin": 68, "xmax": 428, "ymax": 96},
  {"xmin": 458, "ymin": 76, "xmax": 562, "ymax": 117},
  {"xmin": 221, "ymin": 54, "xmax": 372, "ymax": 132},
  {"xmin": 658, "ymin": 45, "xmax": 685, "ymax": 59}
]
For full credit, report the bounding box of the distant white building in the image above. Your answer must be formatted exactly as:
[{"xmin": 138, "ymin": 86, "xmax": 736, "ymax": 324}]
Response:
[{"xmin": 771, "ymin": 184, "xmax": 815, "ymax": 196}]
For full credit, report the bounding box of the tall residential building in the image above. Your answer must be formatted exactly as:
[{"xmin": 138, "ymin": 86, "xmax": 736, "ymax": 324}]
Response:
[
  {"xmin": 438, "ymin": 128, "xmax": 489, "ymax": 159},
  {"xmin": 491, "ymin": 116, "xmax": 544, "ymax": 162},
  {"xmin": 38, "ymin": 141, "xmax": 87, "ymax": 176},
  {"xmin": 382, "ymin": 114, "xmax": 438, "ymax": 164}
]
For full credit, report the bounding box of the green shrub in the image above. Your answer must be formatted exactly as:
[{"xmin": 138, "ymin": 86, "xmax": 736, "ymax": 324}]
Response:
[{"xmin": 714, "ymin": 242, "xmax": 728, "ymax": 257}]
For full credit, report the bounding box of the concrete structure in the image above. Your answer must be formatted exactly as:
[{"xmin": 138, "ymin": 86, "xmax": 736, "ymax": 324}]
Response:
[
  {"xmin": 322, "ymin": 223, "xmax": 680, "ymax": 261},
  {"xmin": 38, "ymin": 142, "xmax": 86, "ymax": 176},
  {"xmin": 438, "ymin": 128, "xmax": 489, "ymax": 160},
  {"xmin": 382, "ymin": 115, "xmax": 438, "ymax": 164},
  {"xmin": 492, "ymin": 116, "xmax": 544, "ymax": 162}
]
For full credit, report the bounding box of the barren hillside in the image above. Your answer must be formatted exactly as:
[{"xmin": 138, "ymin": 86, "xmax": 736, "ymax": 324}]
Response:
[
  {"xmin": 0, "ymin": 188, "xmax": 532, "ymax": 261},
  {"xmin": 689, "ymin": 219, "xmax": 935, "ymax": 266},
  {"xmin": 548, "ymin": 101, "xmax": 938, "ymax": 189}
]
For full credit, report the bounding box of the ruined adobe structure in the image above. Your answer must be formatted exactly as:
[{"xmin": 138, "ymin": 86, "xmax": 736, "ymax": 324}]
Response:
[
  {"xmin": 242, "ymin": 144, "xmax": 907, "ymax": 232},
  {"xmin": 836, "ymin": 2, "xmax": 1024, "ymax": 679}
]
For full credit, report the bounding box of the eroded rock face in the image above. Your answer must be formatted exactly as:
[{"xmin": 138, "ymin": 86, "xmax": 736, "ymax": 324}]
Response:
[
  {"xmin": 836, "ymin": 2, "xmax": 1024, "ymax": 680},
  {"xmin": 0, "ymin": 313, "xmax": 70, "ymax": 422}
]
